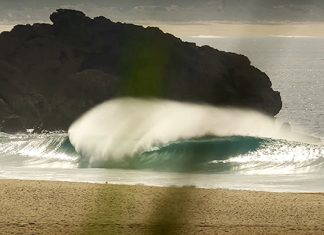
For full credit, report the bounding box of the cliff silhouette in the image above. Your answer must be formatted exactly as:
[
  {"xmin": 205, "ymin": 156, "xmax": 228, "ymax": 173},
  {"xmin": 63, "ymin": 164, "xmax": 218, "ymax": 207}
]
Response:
[{"xmin": 0, "ymin": 9, "xmax": 282, "ymax": 132}]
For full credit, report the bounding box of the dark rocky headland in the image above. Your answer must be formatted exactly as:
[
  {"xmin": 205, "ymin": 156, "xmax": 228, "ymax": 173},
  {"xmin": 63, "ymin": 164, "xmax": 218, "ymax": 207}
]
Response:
[{"xmin": 0, "ymin": 9, "xmax": 281, "ymax": 133}]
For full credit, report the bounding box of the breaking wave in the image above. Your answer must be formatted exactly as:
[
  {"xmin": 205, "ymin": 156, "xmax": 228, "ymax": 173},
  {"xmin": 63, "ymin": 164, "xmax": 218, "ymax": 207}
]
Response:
[
  {"xmin": 0, "ymin": 98, "xmax": 323, "ymax": 174},
  {"xmin": 0, "ymin": 132, "xmax": 78, "ymax": 168},
  {"xmin": 67, "ymin": 98, "xmax": 322, "ymax": 173},
  {"xmin": 0, "ymin": 132, "xmax": 323, "ymax": 174}
]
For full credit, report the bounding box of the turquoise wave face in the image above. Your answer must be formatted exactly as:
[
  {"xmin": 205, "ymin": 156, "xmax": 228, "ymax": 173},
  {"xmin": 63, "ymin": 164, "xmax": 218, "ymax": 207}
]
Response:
[
  {"xmin": 79, "ymin": 136, "xmax": 267, "ymax": 172},
  {"xmin": 77, "ymin": 135, "xmax": 324, "ymax": 174},
  {"xmin": 0, "ymin": 132, "xmax": 323, "ymax": 174}
]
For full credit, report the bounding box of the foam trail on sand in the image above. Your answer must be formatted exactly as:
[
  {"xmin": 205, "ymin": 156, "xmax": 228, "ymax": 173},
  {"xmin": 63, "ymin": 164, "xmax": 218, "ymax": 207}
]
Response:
[{"xmin": 69, "ymin": 98, "xmax": 315, "ymax": 167}]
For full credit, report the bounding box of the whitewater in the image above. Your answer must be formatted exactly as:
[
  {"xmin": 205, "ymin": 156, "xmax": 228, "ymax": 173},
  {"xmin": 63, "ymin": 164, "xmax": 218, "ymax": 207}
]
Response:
[{"xmin": 0, "ymin": 98, "xmax": 323, "ymax": 192}]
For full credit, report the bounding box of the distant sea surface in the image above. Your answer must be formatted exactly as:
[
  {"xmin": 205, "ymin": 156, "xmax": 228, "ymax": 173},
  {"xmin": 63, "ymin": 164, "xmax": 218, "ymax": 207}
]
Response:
[
  {"xmin": 0, "ymin": 37, "xmax": 323, "ymax": 192},
  {"xmin": 187, "ymin": 36, "xmax": 324, "ymax": 137}
]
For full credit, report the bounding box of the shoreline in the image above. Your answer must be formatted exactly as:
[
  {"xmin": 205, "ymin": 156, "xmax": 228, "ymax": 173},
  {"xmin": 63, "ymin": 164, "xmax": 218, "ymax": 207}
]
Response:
[
  {"xmin": 1, "ymin": 179, "xmax": 324, "ymax": 234},
  {"xmin": 2, "ymin": 177, "xmax": 324, "ymax": 194}
]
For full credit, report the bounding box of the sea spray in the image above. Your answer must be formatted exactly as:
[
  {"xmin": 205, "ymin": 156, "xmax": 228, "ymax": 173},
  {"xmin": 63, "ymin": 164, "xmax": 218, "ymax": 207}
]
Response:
[{"xmin": 68, "ymin": 98, "xmax": 308, "ymax": 168}]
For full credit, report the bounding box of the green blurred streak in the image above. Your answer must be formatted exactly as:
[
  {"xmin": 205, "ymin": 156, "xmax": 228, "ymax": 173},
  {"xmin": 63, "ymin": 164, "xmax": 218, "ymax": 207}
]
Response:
[{"xmin": 120, "ymin": 35, "xmax": 170, "ymax": 97}]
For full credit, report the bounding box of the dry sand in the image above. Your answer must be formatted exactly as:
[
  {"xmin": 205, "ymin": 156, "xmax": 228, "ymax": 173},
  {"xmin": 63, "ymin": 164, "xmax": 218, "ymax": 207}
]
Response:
[{"xmin": 0, "ymin": 180, "xmax": 324, "ymax": 234}]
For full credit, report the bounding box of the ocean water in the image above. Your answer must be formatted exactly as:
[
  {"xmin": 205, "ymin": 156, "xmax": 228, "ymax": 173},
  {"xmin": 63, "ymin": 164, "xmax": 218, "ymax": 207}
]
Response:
[
  {"xmin": 188, "ymin": 36, "xmax": 324, "ymax": 137},
  {"xmin": 0, "ymin": 37, "xmax": 323, "ymax": 192}
]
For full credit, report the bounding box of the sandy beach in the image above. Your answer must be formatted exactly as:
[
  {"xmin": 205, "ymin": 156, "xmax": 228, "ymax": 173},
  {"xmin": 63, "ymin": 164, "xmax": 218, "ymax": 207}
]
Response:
[{"xmin": 0, "ymin": 180, "xmax": 324, "ymax": 234}]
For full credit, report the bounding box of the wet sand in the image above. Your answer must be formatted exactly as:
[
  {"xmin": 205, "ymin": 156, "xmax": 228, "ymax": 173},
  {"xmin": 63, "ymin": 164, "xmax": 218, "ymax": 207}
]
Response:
[{"xmin": 0, "ymin": 180, "xmax": 324, "ymax": 234}]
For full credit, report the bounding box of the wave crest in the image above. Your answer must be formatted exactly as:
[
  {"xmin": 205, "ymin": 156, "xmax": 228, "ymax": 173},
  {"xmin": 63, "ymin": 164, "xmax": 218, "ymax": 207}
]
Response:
[{"xmin": 68, "ymin": 98, "xmax": 322, "ymax": 172}]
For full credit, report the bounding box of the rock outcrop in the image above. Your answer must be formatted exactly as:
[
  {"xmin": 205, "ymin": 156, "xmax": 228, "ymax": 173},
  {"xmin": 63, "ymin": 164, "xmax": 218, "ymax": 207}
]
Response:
[{"xmin": 0, "ymin": 9, "xmax": 282, "ymax": 133}]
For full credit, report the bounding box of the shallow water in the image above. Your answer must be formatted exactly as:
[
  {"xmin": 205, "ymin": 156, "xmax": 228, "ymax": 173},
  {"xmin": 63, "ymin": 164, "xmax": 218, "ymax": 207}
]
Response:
[{"xmin": 2, "ymin": 167, "xmax": 324, "ymax": 192}]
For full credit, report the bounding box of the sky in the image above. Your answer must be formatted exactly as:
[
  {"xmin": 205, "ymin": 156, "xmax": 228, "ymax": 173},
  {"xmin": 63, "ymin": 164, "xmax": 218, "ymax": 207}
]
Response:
[{"xmin": 1, "ymin": 0, "xmax": 324, "ymax": 37}]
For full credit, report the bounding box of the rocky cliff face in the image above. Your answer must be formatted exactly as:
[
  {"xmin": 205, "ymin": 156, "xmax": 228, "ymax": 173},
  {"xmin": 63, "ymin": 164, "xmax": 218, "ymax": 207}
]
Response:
[{"xmin": 0, "ymin": 9, "xmax": 281, "ymax": 133}]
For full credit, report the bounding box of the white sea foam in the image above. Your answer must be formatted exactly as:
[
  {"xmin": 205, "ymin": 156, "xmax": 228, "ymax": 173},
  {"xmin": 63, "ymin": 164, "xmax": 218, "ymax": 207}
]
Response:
[{"xmin": 68, "ymin": 98, "xmax": 315, "ymax": 165}]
